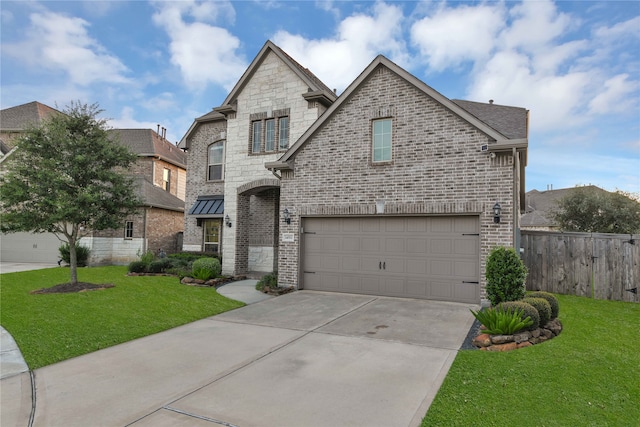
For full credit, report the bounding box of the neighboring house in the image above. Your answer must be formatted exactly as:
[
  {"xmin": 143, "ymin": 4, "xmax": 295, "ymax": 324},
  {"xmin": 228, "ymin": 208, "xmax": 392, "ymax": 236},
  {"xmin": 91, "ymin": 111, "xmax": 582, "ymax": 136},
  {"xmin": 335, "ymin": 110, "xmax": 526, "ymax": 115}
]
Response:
[
  {"xmin": 0, "ymin": 101, "xmax": 186, "ymax": 264},
  {"xmin": 521, "ymin": 185, "xmax": 609, "ymax": 230},
  {"xmin": 0, "ymin": 102, "xmax": 66, "ymax": 262},
  {"xmin": 180, "ymin": 41, "xmax": 336, "ymax": 273},
  {"xmin": 182, "ymin": 41, "xmax": 528, "ymax": 306},
  {"xmin": 87, "ymin": 129, "xmax": 187, "ymax": 265}
]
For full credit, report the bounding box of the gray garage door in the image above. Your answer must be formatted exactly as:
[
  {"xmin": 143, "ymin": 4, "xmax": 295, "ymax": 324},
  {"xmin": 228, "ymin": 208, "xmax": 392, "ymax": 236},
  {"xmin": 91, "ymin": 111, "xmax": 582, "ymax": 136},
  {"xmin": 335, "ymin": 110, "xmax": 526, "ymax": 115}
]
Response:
[
  {"xmin": 1, "ymin": 232, "xmax": 61, "ymax": 263},
  {"xmin": 302, "ymin": 216, "xmax": 479, "ymax": 303}
]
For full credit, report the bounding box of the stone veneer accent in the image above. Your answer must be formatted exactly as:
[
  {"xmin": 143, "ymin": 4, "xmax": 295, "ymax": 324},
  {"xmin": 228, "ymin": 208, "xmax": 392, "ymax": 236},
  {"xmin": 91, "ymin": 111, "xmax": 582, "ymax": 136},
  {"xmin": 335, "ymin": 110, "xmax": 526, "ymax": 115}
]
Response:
[
  {"xmin": 220, "ymin": 51, "xmax": 326, "ymax": 275},
  {"xmin": 278, "ymin": 64, "xmax": 519, "ymax": 304}
]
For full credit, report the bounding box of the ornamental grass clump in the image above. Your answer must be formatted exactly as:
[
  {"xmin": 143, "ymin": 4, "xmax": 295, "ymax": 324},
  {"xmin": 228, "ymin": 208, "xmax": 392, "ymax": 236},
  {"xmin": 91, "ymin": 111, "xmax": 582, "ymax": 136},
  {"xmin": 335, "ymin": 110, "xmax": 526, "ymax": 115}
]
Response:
[
  {"xmin": 470, "ymin": 306, "xmax": 534, "ymax": 335},
  {"xmin": 191, "ymin": 257, "xmax": 221, "ymax": 281},
  {"xmin": 485, "ymin": 246, "xmax": 527, "ymax": 306},
  {"xmin": 522, "ymin": 297, "xmax": 552, "ymax": 326}
]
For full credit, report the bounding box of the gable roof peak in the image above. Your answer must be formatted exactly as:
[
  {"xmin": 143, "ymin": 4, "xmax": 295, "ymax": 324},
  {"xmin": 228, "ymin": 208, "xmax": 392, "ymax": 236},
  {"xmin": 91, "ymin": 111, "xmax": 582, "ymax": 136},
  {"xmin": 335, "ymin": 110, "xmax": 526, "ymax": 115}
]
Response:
[{"xmin": 216, "ymin": 40, "xmax": 337, "ymax": 110}]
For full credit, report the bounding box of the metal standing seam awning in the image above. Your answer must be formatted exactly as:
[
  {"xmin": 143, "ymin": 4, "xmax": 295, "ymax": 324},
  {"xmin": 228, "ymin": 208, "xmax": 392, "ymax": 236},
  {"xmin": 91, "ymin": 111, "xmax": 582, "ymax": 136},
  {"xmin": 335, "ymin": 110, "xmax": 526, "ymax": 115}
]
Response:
[{"xmin": 188, "ymin": 196, "xmax": 224, "ymax": 217}]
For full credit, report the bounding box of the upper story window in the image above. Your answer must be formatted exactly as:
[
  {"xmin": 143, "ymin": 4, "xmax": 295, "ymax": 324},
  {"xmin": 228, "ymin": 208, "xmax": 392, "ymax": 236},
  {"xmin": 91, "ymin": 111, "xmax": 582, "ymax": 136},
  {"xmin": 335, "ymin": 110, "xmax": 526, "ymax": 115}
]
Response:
[
  {"xmin": 162, "ymin": 168, "xmax": 171, "ymax": 192},
  {"xmin": 372, "ymin": 118, "xmax": 392, "ymax": 163},
  {"xmin": 250, "ymin": 108, "xmax": 290, "ymax": 154},
  {"xmin": 208, "ymin": 140, "xmax": 224, "ymax": 181}
]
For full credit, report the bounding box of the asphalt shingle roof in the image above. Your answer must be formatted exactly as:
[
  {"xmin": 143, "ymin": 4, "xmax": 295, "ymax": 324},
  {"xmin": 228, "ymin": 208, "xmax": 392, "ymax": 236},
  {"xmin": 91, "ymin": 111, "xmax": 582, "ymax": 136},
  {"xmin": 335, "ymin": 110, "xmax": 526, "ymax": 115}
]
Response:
[
  {"xmin": 452, "ymin": 100, "xmax": 528, "ymax": 139},
  {"xmin": 521, "ymin": 185, "xmax": 609, "ymax": 227},
  {"xmin": 0, "ymin": 101, "xmax": 62, "ymax": 130},
  {"xmin": 109, "ymin": 129, "xmax": 186, "ymax": 168},
  {"xmin": 133, "ymin": 176, "xmax": 184, "ymax": 212}
]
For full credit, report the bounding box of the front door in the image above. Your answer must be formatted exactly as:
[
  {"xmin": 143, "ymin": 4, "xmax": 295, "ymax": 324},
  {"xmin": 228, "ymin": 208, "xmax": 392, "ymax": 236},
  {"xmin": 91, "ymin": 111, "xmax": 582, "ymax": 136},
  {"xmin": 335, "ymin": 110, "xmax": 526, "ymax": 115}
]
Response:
[{"xmin": 203, "ymin": 219, "xmax": 221, "ymax": 254}]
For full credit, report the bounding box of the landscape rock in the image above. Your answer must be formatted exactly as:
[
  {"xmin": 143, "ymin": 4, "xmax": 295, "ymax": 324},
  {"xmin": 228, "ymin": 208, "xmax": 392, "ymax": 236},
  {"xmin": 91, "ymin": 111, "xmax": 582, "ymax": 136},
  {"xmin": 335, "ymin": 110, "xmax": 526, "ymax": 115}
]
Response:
[{"xmin": 472, "ymin": 320, "xmax": 563, "ymax": 352}]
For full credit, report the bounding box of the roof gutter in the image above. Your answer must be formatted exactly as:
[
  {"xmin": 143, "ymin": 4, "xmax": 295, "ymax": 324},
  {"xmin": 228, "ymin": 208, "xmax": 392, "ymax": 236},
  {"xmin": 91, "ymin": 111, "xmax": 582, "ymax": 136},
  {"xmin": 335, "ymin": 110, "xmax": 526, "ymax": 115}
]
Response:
[{"xmin": 264, "ymin": 160, "xmax": 293, "ymax": 171}]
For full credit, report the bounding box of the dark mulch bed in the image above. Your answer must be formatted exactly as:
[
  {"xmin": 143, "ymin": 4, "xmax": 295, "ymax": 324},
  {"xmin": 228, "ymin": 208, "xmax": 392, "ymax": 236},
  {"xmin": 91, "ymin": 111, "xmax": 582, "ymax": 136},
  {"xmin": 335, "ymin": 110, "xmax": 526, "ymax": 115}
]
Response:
[
  {"xmin": 31, "ymin": 282, "xmax": 115, "ymax": 294},
  {"xmin": 460, "ymin": 318, "xmax": 482, "ymax": 350}
]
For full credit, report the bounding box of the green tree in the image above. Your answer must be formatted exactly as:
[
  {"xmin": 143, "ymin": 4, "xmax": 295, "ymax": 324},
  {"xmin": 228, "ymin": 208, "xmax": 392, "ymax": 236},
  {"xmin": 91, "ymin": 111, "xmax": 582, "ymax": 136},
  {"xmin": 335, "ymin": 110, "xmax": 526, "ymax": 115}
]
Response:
[
  {"xmin": 552, "ymin": 187, "xmax": 640, "ymax": 234},
  {"xmin": 0, "ymin": 102, "xmax": 140, "ymax": 285}
]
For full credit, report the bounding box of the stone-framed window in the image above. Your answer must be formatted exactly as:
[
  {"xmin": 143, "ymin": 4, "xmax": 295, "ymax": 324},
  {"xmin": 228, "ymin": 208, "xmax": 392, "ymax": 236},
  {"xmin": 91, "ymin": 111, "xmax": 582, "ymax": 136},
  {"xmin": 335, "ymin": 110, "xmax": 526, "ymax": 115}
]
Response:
[
  {"xmin": 372, "ymin": 118, "xmax": 392, "ymax": 163},
  {"xmin": 124, "ymin": 221, "xmax": 134, "ymax": 239},
  {"xmin": 208, "ymin": 140, "xmax": 224, "ymax": 181},
  {"xmin": 249, "ymin": 108, "xmax": 290, "ymax": 154}
]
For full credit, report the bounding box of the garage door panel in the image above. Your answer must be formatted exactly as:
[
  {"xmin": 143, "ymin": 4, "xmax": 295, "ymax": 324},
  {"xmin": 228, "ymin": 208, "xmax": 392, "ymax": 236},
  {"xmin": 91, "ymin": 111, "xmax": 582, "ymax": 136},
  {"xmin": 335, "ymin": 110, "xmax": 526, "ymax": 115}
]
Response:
[
  {"xmin": 302, "ymin": 216, "xmax": 479, "ymax": 303},
  {"xmin": 454, "ymin": 240, "xmax": 478, "ymax": 255},
  {"xmin": 406, "ymin": 259, "xmax": 427, "ymax": 275},
  {"xmin": 454, "ymin": 217, "xmax": 479, "ymax": 233},
  {"xmin": 384, "ymin": 218, "xmax": 405, "ymax": 232},
  {"xmin": 430, "ymin": 259, "xmax": 453, "ymax": 276},
  {"xmin": 429, "ymin": 217, "xmax": 453, "ymax": 233},
  {"xmin": 361, "ymin": 238, "xmax": 380, "ymax": 252},
  {"xmin": 406, "ymin": 238, "xmax": 427, "ymax": 254},
  {"xmin": 429, "ymin": 281, "xmax": 454, "ymax": 299},
  {"xmin": 341, "ymin": 256, "xmax": 360, "ymax": 271},
  {"xmin": 430, "ymin": 239, "xmax": 452, "ymax": 255},
  {"xmin": 342, "ymin": 237, "xmax": 360, "ymax": 251},
  {"xmin": 385, "ymin": 238, "xmax": 405, "ymax": 253}
]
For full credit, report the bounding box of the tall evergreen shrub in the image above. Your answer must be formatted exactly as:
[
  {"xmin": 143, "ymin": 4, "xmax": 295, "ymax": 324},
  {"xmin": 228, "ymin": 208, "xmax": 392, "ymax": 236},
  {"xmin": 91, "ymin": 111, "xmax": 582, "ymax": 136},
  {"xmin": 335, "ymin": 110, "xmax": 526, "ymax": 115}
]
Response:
[{"xmin": 485, "ymin": 246, "xmax": 527, "ymax": 306}]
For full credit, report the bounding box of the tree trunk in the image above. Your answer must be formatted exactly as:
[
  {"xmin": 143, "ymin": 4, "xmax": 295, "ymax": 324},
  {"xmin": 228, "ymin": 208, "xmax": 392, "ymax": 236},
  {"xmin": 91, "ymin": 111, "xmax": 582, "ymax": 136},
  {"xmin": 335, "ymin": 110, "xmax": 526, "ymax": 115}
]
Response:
[{"xmin": 69, "ymin": 236, "xmax": 78, "ymax": 285}]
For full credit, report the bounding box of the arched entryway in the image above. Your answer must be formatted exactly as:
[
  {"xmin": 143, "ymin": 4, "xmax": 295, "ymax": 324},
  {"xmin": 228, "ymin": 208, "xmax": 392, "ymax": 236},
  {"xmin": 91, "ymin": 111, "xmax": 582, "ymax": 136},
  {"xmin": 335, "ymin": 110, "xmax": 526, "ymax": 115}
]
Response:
[{"xmin": 234, "ymin": 178, "xmax": 280, "ymax": 275}]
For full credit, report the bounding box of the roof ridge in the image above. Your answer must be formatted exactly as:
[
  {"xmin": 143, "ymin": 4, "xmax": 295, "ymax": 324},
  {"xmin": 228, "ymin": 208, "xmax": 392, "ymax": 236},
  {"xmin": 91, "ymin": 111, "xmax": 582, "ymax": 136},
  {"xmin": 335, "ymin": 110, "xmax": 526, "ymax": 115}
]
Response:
[{"xmin": 271, "ymin": 43, "xmax": 335, "ymax": 95}]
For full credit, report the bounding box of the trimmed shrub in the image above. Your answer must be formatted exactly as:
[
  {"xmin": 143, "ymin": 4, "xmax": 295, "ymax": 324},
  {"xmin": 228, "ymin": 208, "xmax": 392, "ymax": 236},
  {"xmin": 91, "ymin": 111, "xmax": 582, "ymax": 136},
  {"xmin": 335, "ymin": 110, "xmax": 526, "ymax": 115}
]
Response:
[
  {"xmin": 485, "ymin": 246, "xmax": 527, "ymax": 305},
  {"xmin": 191, "ymin": 257, "xmax": 221, "ymax": 281},
  {"xmin": 527, "ymin": 291, "xmax": 560, "ymax": 319},
  {"xmin": 499, "ymin": 301, "xmax": 540, "ymax": 331},
  {"xmin": 128, "ymin": 260, "xmax": 147, "ymax": 273},
  {"xmin": 147, "ymin": 260, "xmax": 167, "ymax": 273},
  {"xmin": 522, "ymin": 297, "xmax": 552, "ymax": 327},
  {"xmin": 256, "ymin": 272, "xmax": 278, "ymax": 291},
  {"xmin": 59, "ymin": 243, "xmax": 91, "ymax": 267},
  {"xmin": 169, "ymin": 252, "xmax": 221, "ymax": 263},
  {"xmin": 470, "ymin": 306, "xmax": 533, "ymax": 335}
]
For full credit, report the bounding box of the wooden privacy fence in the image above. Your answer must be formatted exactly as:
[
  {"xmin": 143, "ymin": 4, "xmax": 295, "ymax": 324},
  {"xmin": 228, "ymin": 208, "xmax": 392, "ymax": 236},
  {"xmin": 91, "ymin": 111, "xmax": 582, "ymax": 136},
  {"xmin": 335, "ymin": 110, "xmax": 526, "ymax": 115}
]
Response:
[{"xmin": 521, "ymin": 230, "xmax": 639, "ymax": 303}]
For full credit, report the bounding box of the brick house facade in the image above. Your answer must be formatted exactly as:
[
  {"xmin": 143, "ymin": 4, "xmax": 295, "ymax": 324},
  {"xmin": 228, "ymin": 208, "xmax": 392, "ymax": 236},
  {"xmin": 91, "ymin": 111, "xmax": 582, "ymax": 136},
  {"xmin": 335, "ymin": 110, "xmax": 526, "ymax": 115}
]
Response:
[
  {"xmin": 89, "ymin": 129, "xmax": 187, "ymax": 265},
  {"xmin": 267, "ymin": 56, "xmax": 528, "ymax": 305},
  {"xmin": 181, "ymin": 43, "xmax": 527, "ymax": 304}
]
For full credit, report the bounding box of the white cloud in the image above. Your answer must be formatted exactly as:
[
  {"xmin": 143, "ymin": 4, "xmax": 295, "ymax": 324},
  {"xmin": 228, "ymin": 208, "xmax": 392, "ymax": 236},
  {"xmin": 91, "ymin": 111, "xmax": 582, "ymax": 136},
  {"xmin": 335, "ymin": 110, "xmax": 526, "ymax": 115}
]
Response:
[
  {"xmin": 273, "ymin": 2, "xmax": 408, "ymax": 92},
  {"xmin": 151, "ymin": 1, "xmax": 245, "ymax": 90},
  {"xmin": 589, "ymin": 74, "xmax": 639, "ymax": 114},
  {"xmin": 410, "ymin": 4, "xmax": 505, "ymax": 71},
  {"xmin": 2, "ymin": 11, "xmax": 130, "ymax": 86},
  {"xmin": 594, "ymin": 16, "xmax": 640, "ymax": 40}
]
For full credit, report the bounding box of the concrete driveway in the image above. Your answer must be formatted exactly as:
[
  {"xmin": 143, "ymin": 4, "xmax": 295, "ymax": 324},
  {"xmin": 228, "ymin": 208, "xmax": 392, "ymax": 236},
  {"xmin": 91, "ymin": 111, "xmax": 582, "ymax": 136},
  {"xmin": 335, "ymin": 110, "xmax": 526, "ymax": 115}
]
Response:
[{"xmin": 1, "ymin": 291, "xmax": 476, "ymax": 427}]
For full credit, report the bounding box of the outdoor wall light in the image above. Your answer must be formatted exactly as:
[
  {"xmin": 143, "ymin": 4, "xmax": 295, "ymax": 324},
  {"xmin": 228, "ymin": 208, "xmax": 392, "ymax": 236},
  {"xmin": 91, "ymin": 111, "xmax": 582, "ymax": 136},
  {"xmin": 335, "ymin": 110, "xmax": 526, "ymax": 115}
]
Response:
[
  {"xmin": 283, "ymin": 208, "xmax": 291, "ymax": 225},
  {"xmin": 225, "ymin": 214, "xmax": 232, "ymax": 227},
  {"xmin": 493, "ymin": 202, "xmax": 502, "ymax": 224}
]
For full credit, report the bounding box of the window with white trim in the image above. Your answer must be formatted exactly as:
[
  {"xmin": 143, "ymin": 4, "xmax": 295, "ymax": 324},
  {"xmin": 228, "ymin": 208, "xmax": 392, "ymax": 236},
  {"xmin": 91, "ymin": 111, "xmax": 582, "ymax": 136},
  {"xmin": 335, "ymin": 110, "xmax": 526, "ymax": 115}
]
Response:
[
  {"xmin": 372, "ymin": 118, "xmax": 392, "ymax": 163},
  {"xmin": 162, "ymin": 168, "xmax": 171, "ymax": 192},
  {"xmin": 208, "ymin": 141, "xmax": 224, "ymax": 181}
]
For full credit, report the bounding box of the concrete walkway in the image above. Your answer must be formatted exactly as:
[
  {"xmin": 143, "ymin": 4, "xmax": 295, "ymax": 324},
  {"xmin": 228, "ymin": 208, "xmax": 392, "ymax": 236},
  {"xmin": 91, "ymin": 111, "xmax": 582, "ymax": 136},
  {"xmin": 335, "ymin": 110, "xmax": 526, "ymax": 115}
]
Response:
[
  {"xmin": 216, "ymin": 279, "xmax": 274, "ymax": 304},
  {"xmin": 1, "ymin": 291, "xmax": 476, "ymax": 427}
]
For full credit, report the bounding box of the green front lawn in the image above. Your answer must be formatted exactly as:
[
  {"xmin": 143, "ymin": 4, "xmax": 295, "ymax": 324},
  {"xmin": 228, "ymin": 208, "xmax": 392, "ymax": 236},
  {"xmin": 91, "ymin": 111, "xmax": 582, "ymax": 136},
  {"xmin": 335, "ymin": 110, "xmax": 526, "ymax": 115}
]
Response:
[
  {"xmin": 422, "ymin": 294, "xmax": 640, "ymax": 426},
  {"xmin": 0, "ymin": 266, "xmax": 244, "ymax": 369}
]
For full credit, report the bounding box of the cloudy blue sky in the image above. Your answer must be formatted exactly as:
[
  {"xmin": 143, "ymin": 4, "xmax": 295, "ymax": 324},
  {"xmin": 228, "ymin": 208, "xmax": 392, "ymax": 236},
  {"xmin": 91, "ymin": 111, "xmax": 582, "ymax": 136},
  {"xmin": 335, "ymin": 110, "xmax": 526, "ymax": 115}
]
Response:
[{"xmin": 1, "ymin": 1, "xmax": 638, "ymax": 194}]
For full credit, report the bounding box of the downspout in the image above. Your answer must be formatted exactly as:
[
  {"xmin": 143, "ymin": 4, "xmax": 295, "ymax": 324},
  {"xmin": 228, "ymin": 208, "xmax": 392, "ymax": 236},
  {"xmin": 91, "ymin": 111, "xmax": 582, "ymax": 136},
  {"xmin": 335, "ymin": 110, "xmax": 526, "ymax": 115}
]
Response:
[{"xmin": 513, "ymin": 147, "xmax": 519, "ymax": 249}]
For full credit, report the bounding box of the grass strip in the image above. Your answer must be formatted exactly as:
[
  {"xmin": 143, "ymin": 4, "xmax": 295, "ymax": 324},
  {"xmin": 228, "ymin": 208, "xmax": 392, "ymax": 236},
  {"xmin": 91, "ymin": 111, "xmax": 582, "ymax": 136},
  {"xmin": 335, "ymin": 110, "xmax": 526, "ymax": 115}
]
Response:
[
  {"xmin": 422, "ymin": 294, "xmax": 639, "ymax": 426},
  {"xmin": 0, "ymin": 266, "xmax": 244, "ymax": 369}
]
